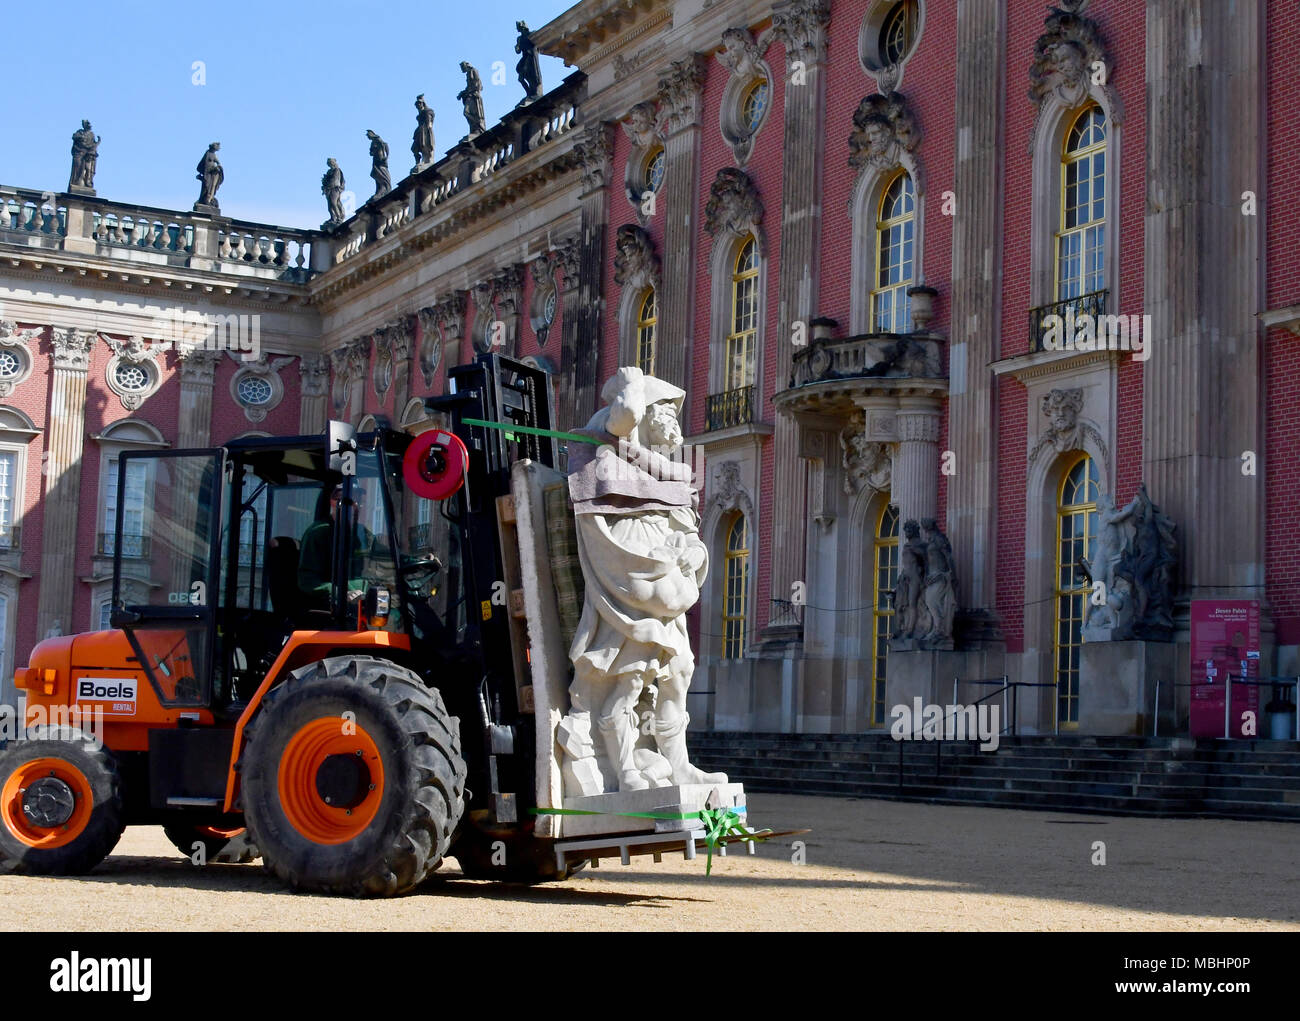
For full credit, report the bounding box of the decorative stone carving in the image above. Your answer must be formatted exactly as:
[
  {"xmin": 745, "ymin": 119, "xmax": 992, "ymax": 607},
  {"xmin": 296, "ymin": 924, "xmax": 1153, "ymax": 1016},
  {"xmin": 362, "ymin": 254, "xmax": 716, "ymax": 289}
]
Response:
[
  {"xmin": 367, "ymin": 130, "xmax": 391, "ymax": 199},
  {"xmin": 69, "ymin": 120, "xmax": 100, "ymax": 193},
  {"xmin": 622, "ymin": 102, "xmax": 660, "ymax": 150},
  {"xmin": 848, "ymin": 92, "xmax": 920, "ymax": 181},
  {"xmin": 298, "ymin": 353, "xmax": 329, "ymax": 398},
  {"xmin": 718, "ymin": 26, "xmax": 763, "ymax": 78},
  {"xmin": 104, "ymin": 335, "xmax": 161, "ymax": 410},
  {"xmin": 1083, "ymin": 483, "xmax": 1177, "ymax": 642},
  {"xmin": 529, "ymin": 256, "xmax": 559, "ymax": 347},
  {"xmin": 329, "ymin": 347, "xmax": 350, "ymax": 416},
  {"xmin": 0, "ymin": 321, "xmax": 41, "ymax": 396},
  {"xmin": 178, "ymin": 346, "xmax": 222, "ymax": 386},
  {"xmin": 515, "ymin": 21, "xmax": 544, "ymax": 105},
  {"xmin": 416, "ymin": 306, "xmax": 442, "ymax": 386},
  {"xmin": 612, "ymin": 225, "xmax": 660, "ymax": 291},
  {"xmin": 704, "ymin": 167, "xmax": 764, "ymax": 245},
  {"xmin": 49, "ymin": 327, "xmax": 95, "ymax": 372},
  {"xmin": 411, "ymin": 94, "xmax": 436, "ymax": 171},
  {"xmin": 559, "ymin": 367, "xmax": 725, "ymax": 797},
  {"xmin": 229, "ymin": 351, "xmax": 294, "ymax": 423},
  {"xmin": 891, "ymin": 518, "xmax": 958, "ymax": 650},
  {"xmin": 840, "ymin": 421, "xmax": 892, "ymax": 495},
  {"xmin": 656, "ymin": 54, "xmax": 707, "ymax": 136},
  {"xmin": 556, "ymin": 236, "xmax": 582, "ymax": 290},
  {"xmin": 372, "ymin": 326, "xmax": 394, "ymax": 400},
  {"xmin": 1028, "ymin": 387, "xmax": 1109, "ymax": 469},
  {"xmin": 771, "ymin": 0, "xmax": 831, "ymax": 69},
  {"xmin": 493, "ymin": 265, "xmax": 525, "ymax": 318},
  {"xmin": 574, "ymin": 122, "xmax": 614, "ymax": 194},
  {"xmin": 716, "ymin": 27, "xmax": 773, "ymax": 166},
  {"xmin": 614, "ymin": 41, "xmax": 667, "ymax": 82},
  {"xmin": 194, "ymin": 143, "xmax": 223, "ymax": 212},
  {"xmin": 1027, "ymin": 1, "xmax": 1122, "ymax": 152},
  {"xmin": 321, "ymin": 158, "xmax": 346, "ymax": 227},
  {"xmin": 457, "ymin": 62, "xmax": 488, "ymax": 138},
  {"xmin": 713, "ymin": 460, "xmax": 742, "ymax": 507}
]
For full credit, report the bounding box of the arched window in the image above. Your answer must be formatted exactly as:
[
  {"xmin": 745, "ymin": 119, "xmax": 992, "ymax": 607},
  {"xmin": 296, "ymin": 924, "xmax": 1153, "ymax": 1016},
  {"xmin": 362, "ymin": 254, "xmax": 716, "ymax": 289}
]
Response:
[
  {"xmin": 1056, "ymin": 106, "xmax": 1106, "ymax": 300},
  {"xmin": 1054, "ymin": 453, "xmax": 1099, "ymax": 728},
  {"xmin": 872, "ymin": 172, "xmax": 915, "ymax": 333},
  {"xmin": 722, "ymin": 513, "xmax": 749, "ymax": 659},
  {"xmin": 636, "ymin": 288, "xmax": 657, "ymax": 375},
  {"xmin": 644, "ymin": 146, "xmax": 666, "ymax": 195},
  {"xmin": 871, "ymin": 503, "xmax": 900, "ymax": 726},
  {"xmin": 879, "ymin": 0, "xmax": 919, "ymax": 65},
  {"xmin": 726, "ymin": 237, "xmax": 759, "ymax": 391}
]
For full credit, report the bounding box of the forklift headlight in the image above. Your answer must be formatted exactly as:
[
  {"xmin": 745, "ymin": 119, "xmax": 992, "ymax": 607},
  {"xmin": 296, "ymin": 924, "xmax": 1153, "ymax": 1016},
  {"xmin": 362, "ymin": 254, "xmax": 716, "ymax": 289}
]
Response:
[{"xmin": 363, "ymin": 586, "xmax": 390, "ymax": 629}]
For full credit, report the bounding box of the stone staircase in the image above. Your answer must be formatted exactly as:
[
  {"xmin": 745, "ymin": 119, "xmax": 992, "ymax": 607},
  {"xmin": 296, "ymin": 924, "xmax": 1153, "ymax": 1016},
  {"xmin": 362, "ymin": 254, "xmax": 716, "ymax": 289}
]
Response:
[{"xmin": 688, "ymin": 731, "xmax": 1300, "ymax": 821}]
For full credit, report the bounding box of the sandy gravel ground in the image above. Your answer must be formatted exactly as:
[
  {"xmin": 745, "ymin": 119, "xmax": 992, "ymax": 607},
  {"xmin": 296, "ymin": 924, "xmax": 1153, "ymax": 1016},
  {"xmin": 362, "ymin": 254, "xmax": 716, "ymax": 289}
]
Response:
[{"xmin": 4, "ymin": 794, "xmax": 1296, "ymax": 931}]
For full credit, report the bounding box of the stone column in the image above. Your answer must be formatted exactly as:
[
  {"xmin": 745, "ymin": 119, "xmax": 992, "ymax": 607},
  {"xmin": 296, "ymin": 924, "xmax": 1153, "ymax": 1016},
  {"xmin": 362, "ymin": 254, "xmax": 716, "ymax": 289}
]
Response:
[
  {"xmin": 564, "ymin": 123, "xmax": 613, "ymax": 430},
  {"xmin": 177, "ymin": 349, "xmax": 221, "ymax": 447},
  {"xmin": 494, "ymin": 267, "xmax": 524, "ymax": 358},
  {"xmin": 348, "ymin": 336, "xmax": 371, "ymax": 421},
  {"xmin": 299, "ymin": 354, "xmax": 329, "ymax": 433},
  {"xmin": 892, "ymin": 398, "xmax": 943, "ymax": 526},
  {"xmin": 946, "ymin": 0, "xmax": 1005, "ymax": 642},
  {"xmin": 1143, "ymin": 1, "xmax": 1266, "ymax": 610},
  {"xmin": 765, "ymin": 0, "xmax": 830, "ymax": 642},
  {"xmin": 654, "ymin": 55, "xmax": 706, "ymax": 397},
  {"xmin": 389, "ymin": 318, "xmax": 415, "ymax": 417},
  {"xmin": 36, "ymin": 327, "xmax": 96, "ymax": 638}
]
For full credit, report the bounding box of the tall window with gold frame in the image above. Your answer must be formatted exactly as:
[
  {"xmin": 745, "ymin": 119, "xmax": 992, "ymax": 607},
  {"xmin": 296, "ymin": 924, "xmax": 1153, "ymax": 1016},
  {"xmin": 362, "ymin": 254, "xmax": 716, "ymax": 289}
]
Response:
[
  {"xmin": 722, "ymin": 513, "xmax": 749, "ymax": 659},
  {"xmin": 636, "ymin": 288, "xmax": 657, "ymax": 375},
  {"xmin": 1054, "ymin": 454, "xmax": 1099, "ymax": 728},
  {"xmin": 725, "ymin": 237, "xmax": 759, "ymax": 391},
  {"xmin": 871, "ymin": 503, "xmax": 899, "ymax": 725},
  {"xmin": 1056, "ymin": 105, "xmax": 1106, "ymax": 300},
  {"xmin": 872, "ymin": 172, "xmax": 915, "ymax": 333}
]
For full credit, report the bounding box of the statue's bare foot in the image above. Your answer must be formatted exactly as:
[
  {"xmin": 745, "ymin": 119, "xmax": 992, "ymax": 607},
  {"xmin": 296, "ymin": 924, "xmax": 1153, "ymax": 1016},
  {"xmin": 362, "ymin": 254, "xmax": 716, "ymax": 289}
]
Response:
[
  {"xmin": 618, "ymin": 770, "xmax": 651, "ymax": 791},
  {"xmin": 672, "ymin": 764, "xmax": 728, "ymax": 786}
]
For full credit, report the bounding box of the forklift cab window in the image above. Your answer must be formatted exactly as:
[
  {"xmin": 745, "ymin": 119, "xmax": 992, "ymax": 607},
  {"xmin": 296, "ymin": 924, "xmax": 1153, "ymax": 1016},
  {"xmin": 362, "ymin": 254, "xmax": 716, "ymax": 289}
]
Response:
[{"xmin": 297, "ymin": 482, "xmax": 379, "ymax": 608}]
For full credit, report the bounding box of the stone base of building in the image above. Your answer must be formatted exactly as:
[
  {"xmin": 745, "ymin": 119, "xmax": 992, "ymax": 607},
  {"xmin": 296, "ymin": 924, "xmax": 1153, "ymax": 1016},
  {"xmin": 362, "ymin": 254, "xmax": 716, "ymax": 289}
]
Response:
[{"xmin": 1078, "ymin": 639, "xmax": 1178, "ymax": 735}]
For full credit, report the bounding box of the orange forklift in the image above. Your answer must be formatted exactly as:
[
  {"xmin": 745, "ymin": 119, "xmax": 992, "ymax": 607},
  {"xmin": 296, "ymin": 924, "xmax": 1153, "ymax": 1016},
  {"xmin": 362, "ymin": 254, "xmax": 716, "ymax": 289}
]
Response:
[{"xmin": 1, "ymin": 354, "xmax": 570, "ymax": 895}]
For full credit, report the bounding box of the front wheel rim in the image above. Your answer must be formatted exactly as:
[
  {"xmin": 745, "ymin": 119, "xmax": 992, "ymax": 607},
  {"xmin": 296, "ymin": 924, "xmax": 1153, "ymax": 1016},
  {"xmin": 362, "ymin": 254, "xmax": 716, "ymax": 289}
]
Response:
[
  {"xmin": 1, "ymin": 757, "xmax": 95, "ymax": 849},
  {"xmin": 276, "ymin": 718, "xmax": 385, "ymax": 845}
]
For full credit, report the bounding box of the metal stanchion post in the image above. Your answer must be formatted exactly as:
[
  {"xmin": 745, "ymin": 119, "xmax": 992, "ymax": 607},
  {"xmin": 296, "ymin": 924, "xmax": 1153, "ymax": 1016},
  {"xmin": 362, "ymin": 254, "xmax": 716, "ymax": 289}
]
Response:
[{"xmin": 1224, "ymin": 674, "xmax": 1232, "ymax": 739}]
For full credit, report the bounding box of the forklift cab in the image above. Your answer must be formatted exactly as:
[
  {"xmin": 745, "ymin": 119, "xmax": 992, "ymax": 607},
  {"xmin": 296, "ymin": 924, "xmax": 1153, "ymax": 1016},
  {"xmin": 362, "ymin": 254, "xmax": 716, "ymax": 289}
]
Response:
[{"xmin": 108, "ymin": 426, "xmax": 446, "ymax": 713}]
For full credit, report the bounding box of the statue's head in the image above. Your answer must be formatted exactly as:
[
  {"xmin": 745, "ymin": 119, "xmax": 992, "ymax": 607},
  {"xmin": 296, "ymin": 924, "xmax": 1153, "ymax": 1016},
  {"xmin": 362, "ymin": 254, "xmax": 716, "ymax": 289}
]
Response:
[
  {"xmin": 920, "ymin": 517, "xmax": 938, "ymax": 536},
  {"xmin": 644, "ymin": 400, "xmax": 683, "ymax": 452},
  {"xmin": 415, "ymin": 93, "xmax": 425, "ymax": 107},
  {"xmin": 517, "ymin": 20, "xmax": 528, "ymax": 32},
  {"xmin": 460, "ymin": 61, "xmax": 471, "ymax": 72},
  {"xmin": 903, "ymin": 520, "xmax": 920, "ymax": 540},
  {"xmin": 366, "ymin": 129, "xmax": 377, "ymax": 139},
  {"xmin": 210, "ymin": 142, "xmax": 221, "ymax": 152},
  {"xmin": 327, "ymin": 157, "xmax": 338, "ymax": 169},
  {"xmin": 599, "ymin": 366, "xmax": 686, "ymax": 453},
  {"xmin": 81, "ymin": 119, "xmax": 91, "ymax": 130}
]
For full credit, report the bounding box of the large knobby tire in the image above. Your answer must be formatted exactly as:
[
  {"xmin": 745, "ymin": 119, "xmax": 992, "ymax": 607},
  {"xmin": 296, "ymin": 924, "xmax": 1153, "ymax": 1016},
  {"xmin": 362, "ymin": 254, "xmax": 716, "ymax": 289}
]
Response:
[
  {"xmin": 239, "ymin": 655, "xmax": 466, "ymax": 897},
  {"xmin": 0, "ymin": 726, "xmax": 124, "ymax": 876},
  {"xmin": 162, "ymin": 822, "xmax": 259, "ymax": 865}
]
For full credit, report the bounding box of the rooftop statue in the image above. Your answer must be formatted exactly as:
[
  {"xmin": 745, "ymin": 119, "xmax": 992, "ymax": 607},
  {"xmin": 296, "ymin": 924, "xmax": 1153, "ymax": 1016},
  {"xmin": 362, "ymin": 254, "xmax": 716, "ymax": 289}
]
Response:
[
  {"xmin": 411, "ymin": 94, "xmax": 436, "ymax": 171},
  {"xmin": 366, "ymin": 130, "xmax": 390, "ymax": 199},
  {"xmin": 321, "ymin": 158, "xmax": 346, "ymax": 227},
  {"xmin": 194, "ymin": 142, "xmax": 223, "ymax": 212},
  {"xmin": 458, "ymin": 62, "xmax": 487, "ymax": 138},
  {"xmin": 515, "ymin": 21, "xmax": 543, "ymax": 105},
  {"xmin": 69, "ymin": 119, "xmax": 100, "ymax": 193}
]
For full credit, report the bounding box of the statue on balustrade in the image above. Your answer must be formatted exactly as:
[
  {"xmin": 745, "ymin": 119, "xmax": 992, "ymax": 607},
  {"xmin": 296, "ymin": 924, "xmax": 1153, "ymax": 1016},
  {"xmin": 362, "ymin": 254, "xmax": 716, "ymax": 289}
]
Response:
[
  {"xmin": 458, "ymin": 62, "xmax": 487, "ymax": 138},
  {"xmin": 515, "ymin": 21, "xmax": 543, "ymax": 105},
  {"xmin": 194, "ymin": 142, "xmax": 224, "ymax": 212},
  {"xmin": 411, "ymin": 94, "xmax": 436, "ymax": 170},
  {"xmin": 891, "ymin": 518, "xmax": 958, "ymax": 651},
  {"xmin": 69, "ymin": 119, "xmax": 100, "ymax": 193},
  {"xmin": 1082, "ymin": 483, "xmax": 1176, "ymax": 642},
  {"xmin": 367, "ymin": 130, "xmax": 390, "ymax": 198},
  {"xmin": 321, "ymin": 158, "xmax": 346, "ymax": 227}
]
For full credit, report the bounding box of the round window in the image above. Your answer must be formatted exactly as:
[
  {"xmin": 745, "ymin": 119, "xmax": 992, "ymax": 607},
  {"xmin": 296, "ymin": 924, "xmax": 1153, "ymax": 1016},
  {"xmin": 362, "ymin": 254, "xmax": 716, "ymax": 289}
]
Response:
[
  {"xmin": 644, "ymin": 147, "xmax": 665, "ymax": 194},
  {"xmin": 114, "ymin": 362, "xmax": 150, "ymax": 393},
  {"xmin": 0, "ymin": 350, "xmax": 21, "ymax": 379},
  {"xmin": 237, "ymin": 375, "xmax": 273, "ymax": 406},
  {"xmin": 542, "ymin": 288, "xmax": 557, "ymax": 326},
  {"xmin": 741, "ymin": 80, "xmax": 769, "ymax": 135},
  {"xmin": 879, "ymin": 0, "xmax": 919, "ymax": 66}
]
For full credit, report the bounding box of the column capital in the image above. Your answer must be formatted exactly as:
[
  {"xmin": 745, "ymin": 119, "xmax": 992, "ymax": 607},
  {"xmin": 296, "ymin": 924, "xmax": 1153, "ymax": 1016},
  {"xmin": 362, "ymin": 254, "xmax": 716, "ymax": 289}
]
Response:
[
  {"xmin": 656, "ymin": 54, "xmax": 707, "ymax": 136},
  {"xmin": 298, "ymin": 353, "xmax": 329, "ymax": 398},
  {"xmin": 49, "ymin": 326, "xmax": 96, "ymax": 372},
  {"xmin": 574, "ymin": 122, "xmax": 614, "ymax": 195},
  {"xmin": 178, "ymin": 346, "xmax": 222, "ymax": 386},
  {"xmin": 771, "ymin": 0, "xmax": 831, "ymax": 71}
]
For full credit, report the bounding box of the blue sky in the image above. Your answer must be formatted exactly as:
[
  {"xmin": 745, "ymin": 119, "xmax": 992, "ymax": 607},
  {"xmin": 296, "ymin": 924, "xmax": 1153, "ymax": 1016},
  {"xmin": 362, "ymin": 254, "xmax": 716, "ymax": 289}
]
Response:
[{"xmin": 1, "ymin": 0, "xmax": 574, "ymax": 229}]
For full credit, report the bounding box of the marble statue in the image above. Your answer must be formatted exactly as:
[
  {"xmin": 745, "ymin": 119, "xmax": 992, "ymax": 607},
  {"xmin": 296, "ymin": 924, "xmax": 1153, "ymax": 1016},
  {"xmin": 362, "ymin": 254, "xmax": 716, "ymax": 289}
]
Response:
[
  {"xmin": 195, "ymin": 142, "xmax": 223, "ymax": 211},
  {"xmin": 367, "ymin": 130, "xmax": 390, "ymax": 198},
  {"xmin": 458, "ymin": 62, "xmax": 487, "ymax": 137},
  {"xmin": 557, "ymin": 367, "xmax": 725, "ymax": 796},
  {"xmin": 411, "ymin": 94, "xmax": 436, "ymax": 170},
  {"xmin": 515, "ymin": 21, "xmax": 543, "ymax": 105},
  {"xmin": 1084, "ymin": 483, "xmax": 1176, "ymax": 641},
  {"xmin": 69, "ymin": 119, "xmax": 99, "ymax": 192},
  {"xmin": 891, "ymin": 517, "xmax": 957, "ymax": 650},
  {"xmin": 321, "ymin": 158, "xmax": 346, "ymax": 226}
]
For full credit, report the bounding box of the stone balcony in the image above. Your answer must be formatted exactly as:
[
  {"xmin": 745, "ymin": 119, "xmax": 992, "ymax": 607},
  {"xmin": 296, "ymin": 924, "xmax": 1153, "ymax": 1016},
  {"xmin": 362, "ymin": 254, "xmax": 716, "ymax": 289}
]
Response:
[{"xmin": 774, "ymin": 328, "xmax": 948, "ymax": 416}]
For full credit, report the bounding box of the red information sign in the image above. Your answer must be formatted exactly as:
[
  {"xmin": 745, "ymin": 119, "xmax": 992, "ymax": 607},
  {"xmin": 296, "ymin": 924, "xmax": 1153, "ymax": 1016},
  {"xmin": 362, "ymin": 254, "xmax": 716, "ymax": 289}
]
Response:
[{"xmin": 1189, "ymin": 600, "xmax": 1260, "ymax": 738}]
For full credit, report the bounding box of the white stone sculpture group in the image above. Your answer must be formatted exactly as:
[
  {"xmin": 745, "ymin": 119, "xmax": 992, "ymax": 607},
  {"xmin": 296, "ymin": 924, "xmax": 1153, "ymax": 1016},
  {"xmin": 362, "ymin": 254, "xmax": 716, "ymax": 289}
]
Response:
[{"xmin": 557, "ymin": 368, "xmax": 728, "ymax": 796}]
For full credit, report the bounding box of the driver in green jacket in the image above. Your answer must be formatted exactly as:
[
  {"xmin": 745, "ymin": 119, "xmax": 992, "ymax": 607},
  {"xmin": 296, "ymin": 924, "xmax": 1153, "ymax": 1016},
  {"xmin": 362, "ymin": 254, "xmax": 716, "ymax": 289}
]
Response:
[{"xmin": 298, "ymin": 483, "xmax": 376, "ymax": 608}]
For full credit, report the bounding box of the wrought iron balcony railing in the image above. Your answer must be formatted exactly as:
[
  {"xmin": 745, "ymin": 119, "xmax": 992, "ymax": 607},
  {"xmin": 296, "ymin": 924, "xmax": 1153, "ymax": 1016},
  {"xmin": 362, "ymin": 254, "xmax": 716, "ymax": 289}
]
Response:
[
  {"xmin": 1028, "ymin": 288, "xmax": 1108, "ymax": 353},
  {"xmin": 705, "ymin": 385, "xmax": 755, "ymax": 431},
  {"xmin": 97, "ymin": 532, "xmax": 150, "ymax": 559}
]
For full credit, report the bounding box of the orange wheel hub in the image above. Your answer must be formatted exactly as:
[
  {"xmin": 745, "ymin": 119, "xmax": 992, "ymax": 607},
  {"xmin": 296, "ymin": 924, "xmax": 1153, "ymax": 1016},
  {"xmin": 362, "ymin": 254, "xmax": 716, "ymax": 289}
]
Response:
[
  {"xmin": 1, "ymin": 757, "xmax": 94, "ymax": 849},
  {"xmin": 276, "ymin": 717, "xmax": 385, "ymax": 845}
]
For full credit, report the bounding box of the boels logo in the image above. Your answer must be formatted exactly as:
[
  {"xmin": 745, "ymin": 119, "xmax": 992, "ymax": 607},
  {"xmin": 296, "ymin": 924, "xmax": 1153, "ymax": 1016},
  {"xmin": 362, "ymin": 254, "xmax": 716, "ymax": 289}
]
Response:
[{"xmin": 75, "ymin": 677, "xmax": 138, "ymax": 716}]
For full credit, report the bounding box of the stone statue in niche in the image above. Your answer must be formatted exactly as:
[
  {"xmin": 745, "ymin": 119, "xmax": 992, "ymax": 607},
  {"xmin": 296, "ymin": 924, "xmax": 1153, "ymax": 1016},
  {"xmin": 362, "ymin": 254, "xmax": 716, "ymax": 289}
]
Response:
[
  {"xmin": 367, "ymin": 130, "xmax": 391, "ymax": 198},
  {"xmin": 1083, "ymin": 483, "xmax": 1177, "ymax": 642},
  {"xmin": 321, "ymin": 159, "xmax": 346, "ymax": 226},
  {"xmin": 411, "ymin": 94, "xmax": 436, "ymax": 170},
  {"xmin": 194, "ymin": 142, "xmax": 224, "ymax": 211},
  {"xmin": 458, "ymin": 62, "xmax": 487, "ymax": 137},
  {"xmin": 556, "ymin": 367, "xmax": 725, "ymax": 797},
  {"xmin": 891, "ymin": 518, "xmax": 957, "ymax": 650},
  {"xmin": 515, "ymin": 21, "xmax": 543, "ymax": 105},
  {"xmin": 69, "ymin": 120, "xmax": 100, "ymax": 192}
]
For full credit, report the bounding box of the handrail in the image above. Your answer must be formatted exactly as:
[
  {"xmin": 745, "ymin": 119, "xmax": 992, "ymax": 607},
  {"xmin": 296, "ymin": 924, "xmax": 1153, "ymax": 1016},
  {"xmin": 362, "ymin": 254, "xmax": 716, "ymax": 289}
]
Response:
[{"xmin": 1152, "ymin": 675, "xmax": 1298, "ymax": 740}]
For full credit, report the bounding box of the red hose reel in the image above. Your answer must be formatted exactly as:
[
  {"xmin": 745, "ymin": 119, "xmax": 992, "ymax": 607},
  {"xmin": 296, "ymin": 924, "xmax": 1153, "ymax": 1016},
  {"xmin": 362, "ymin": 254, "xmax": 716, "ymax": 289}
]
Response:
[{"xmin": 402, "ymin": 429, "xmax": 469, "ymax": 500}]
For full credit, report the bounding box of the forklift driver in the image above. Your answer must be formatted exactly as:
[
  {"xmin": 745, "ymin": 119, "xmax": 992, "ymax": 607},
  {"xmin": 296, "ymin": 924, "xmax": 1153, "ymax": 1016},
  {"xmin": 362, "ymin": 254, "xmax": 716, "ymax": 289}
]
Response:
[{"xmin": 297, "ymin": 482, "xmax": 376, "ymax": 608}]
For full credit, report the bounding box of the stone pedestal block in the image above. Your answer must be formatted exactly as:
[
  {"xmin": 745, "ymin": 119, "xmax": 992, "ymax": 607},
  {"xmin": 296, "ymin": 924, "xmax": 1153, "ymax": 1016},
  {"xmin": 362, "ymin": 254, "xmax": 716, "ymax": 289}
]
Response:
[{"xmin": 1079, "ymin": 640, "xmax": 1177, "ymax": 736}]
